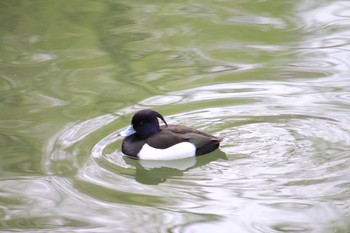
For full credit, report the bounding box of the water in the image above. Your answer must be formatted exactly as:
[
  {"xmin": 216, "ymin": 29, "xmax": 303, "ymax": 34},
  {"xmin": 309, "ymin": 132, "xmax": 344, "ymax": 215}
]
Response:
[{"xmin": 1, "ymin": 0, "xmax": 350, "ymax": 232}]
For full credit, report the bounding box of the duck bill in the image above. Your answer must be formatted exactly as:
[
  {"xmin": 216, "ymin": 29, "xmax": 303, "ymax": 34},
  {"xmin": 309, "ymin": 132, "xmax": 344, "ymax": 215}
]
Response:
[{"xmin": 119, "ymin": 124, "xmax": 136, "ymax": 136}]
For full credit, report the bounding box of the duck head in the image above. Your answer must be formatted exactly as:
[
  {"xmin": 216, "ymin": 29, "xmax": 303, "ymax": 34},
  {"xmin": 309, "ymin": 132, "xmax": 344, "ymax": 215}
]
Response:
[{"xmin": 120, "ymin": 109, "xmax": 168, "ymax": 139}]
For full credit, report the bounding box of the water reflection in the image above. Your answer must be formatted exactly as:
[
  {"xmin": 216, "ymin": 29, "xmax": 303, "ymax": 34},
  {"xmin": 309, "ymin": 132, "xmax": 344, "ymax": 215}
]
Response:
[
  {"xmin": 125, "ymin": 150, "xmax": 227, "ymax": 185},
  {"xmin": 40, "ymin": 73, "xmax": 350, "ymax": 232},
  {"xmin": 2, "ymin": 0, "xmax": 350, "ymax": 232}
]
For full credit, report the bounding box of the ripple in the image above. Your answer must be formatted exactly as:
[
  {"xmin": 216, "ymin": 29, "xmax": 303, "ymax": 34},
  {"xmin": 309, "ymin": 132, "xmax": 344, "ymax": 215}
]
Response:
[
  {"xmin": 140, "ymin": 95, "xmax": 183, "ymax": 105},
  {"xmin": 43, "ymin": 78, "xmax": 350, "ymax": 232},
  {"xmin": 0, "ymin": 74, "xmax": 21, "ymax": 91},
  {"xmin": 30, "ymin": 53, "xmax": 57, "ymax": 62},
  {"xmin": 3, "ymin": 0, "xmax": 350, "ymax": 231},
  {"xmin": 226, "ymin": 15, "xmax": 287, "ymax": 29}
]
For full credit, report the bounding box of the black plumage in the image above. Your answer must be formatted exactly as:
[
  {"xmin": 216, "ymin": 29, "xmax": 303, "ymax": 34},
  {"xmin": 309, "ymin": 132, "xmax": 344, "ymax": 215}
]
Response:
[{"xmin": 121, "ymin": 109, "xmax": 222, "ymax": 159}]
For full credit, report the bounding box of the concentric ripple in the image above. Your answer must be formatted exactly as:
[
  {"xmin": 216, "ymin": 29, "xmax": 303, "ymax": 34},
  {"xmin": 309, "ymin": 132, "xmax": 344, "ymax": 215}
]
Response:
[{"xmin": 45, "ymin": 80, "xmax": 350, "ymax": 232}]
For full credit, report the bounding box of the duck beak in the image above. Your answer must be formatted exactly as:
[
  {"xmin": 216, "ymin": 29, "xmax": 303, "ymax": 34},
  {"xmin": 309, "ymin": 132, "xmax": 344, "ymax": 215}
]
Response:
[{"xmin": 119, "ymin": 124, "xmax": 136, "ymax": 136}]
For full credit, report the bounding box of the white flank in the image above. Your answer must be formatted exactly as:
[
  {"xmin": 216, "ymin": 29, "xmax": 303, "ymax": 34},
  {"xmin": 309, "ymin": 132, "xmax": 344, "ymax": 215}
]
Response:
[{"xmin": 137, "ymin": 142, "xmax": 196, "ymax": 160}]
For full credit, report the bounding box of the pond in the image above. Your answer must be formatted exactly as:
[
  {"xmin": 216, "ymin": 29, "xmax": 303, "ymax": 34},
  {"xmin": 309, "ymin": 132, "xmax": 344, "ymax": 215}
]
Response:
[{"xmin": 1, "ymin": 0, "xmax": 350, "ymax": 232}]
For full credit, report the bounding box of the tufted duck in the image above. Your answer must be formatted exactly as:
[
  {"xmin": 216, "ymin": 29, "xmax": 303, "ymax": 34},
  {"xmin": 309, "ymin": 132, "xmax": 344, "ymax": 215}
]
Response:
[{"xmin": 120, "ymin": 109, "xmax": 222, "ymax": 160}]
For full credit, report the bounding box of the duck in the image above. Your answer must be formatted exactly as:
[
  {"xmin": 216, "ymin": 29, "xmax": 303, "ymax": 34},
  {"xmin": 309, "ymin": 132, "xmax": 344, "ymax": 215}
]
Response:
[{"xmin": 120, "ymin": 109, "xmax": 222, "ymax": 160}]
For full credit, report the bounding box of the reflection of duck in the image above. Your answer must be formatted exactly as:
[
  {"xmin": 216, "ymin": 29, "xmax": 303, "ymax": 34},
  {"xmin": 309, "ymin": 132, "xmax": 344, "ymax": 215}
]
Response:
[
  {"xmin": 124, "ymin": 150, "xmax": 227, "ymax": 185},
  {"xmin": 120, "ymin": 109, "xmax": 223, "ymax": 160}
]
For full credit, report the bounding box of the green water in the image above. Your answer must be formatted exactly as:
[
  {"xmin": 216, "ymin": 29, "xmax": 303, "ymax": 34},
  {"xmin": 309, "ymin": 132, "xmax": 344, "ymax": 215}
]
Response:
[{"xmin": 1, "ymin": 0, "xmax": 350, "ymax": 232}]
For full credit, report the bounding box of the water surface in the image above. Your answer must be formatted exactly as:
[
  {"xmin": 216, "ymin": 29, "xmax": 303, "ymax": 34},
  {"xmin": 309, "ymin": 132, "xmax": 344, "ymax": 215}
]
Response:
[{"xmin": 1, "ymin": 0, "xmax": 350, "ymax": 232}]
